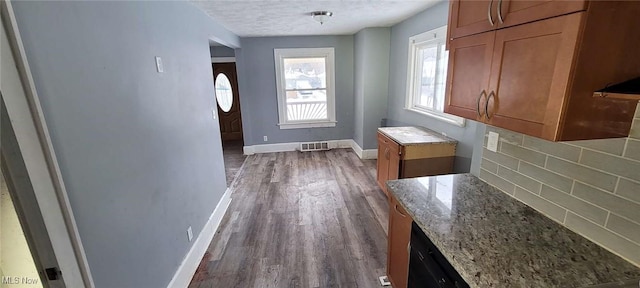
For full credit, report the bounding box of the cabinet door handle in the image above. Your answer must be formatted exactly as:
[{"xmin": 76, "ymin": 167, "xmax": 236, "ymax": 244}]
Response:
[
  {"xmin": 497, "ymin": 0, "xmax": 504, "ymax": 23},
  {"xmin": 385, "ymin": 147, "xmax": 390, "ymax": 159},
  {"xmin": 395, "ymin": 204, "xmax": 408, "ymax": 218},
  {"xmin": 487, "ymin": 0, "xmax": 495, "ymax": 26},
  {"xmin": 486, "ymin": 91, "xmax": 495, "ymax": 119},
  {"xmin": 477, "ymin": 90, "xmax": 486, "ymax": 118}
]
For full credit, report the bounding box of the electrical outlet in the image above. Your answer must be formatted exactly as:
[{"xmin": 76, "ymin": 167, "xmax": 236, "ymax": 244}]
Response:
[
  {"xmin": 187, "ymin": 226, "xmax": 193, "ymax": 242},
  {"xmin": 263, "ymin": 136, "xmax": 268, "ymax": 142},
  {"xmin": 155, "ymin": 56, "xmax": 164, "ymax": 73},
  {"xmin": 487, "ymin": 132, "xmax": 499, "ymax": 152}
]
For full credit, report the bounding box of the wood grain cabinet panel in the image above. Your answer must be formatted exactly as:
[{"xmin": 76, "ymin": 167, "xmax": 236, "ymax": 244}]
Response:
[
  {"xmin": 486, "ymin": 13, "xmax": 582, "ymax": 139},
  {"xmin": 387, "ymin": 194, "xmax": 412, "ymax": 288},
  {"xmin": 376, "ymin": 129, "xmax": 456, "ymax": 197},
  {"xmin": 448, "ymin": 0, "xmax": 587, "ymax": 39},
  {"xmin": 377, "ymin": 133, "xmax": 400, "ymax": 196},
  {"xmin": 377, "ymin": 127, "xmax": 456, "ymax": 288},
  {"xmin": 444, "ymin": 31, "xmax": 494, "ymax": 121},
  {"xmin": 448, "ymin": 0, "xmax": 496, "ymax": 39},
  {"xmin": 445, "ymin": 1, "xmax": 640, "ymax": 141}
]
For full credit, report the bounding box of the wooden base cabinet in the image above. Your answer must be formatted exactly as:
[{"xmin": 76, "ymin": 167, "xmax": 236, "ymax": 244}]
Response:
[
  {"xmin": 387, "ymin": 194, "xmax": 412, "ymax": 288},
  {"xmin": 376, "ymin": 128, "xmax": 456, "ymax": 197},
  {"xmin": 445, "ymin": 1, "xmax": 640, "ymax": 141},
  {"xmin": 377, "ymin": 133, "xmax": 401, "ymax": 196}
]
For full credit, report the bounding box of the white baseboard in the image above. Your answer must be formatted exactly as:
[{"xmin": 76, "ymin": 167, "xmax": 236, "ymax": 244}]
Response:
[
  {"xmin": 349, "ymin": 140, "xmax": 378, "ymax": 160},
  {"xmin": 243, "ymin": 139, "xmax": 376, "ymax": 160},
  {"xmin": 167, "ymin": 188, "xmax": 232, "ymax": 288}
]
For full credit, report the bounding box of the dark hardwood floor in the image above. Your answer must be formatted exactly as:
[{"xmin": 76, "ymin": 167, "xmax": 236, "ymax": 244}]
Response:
[
  {"xmin": 222, "ymin": 140, "xmax": 247, "ymax": 187},
  {"xmin": 189, "ymin": 149, "xmax": 389, "ymax": 288}
]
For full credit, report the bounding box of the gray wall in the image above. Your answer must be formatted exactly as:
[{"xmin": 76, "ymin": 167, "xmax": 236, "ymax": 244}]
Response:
[
  {"xmin": 387, "ymin": 2, "xmax": 479, "ymax": 173},
  {"xmin": 235, "ymin": 36, "xmax": 354, "ymax": 146},
  {"xmin": 210, "ymin": 45, "xmax": 236, "ymax": 57},
  {"xmin": 354, "ymin": 28, "xmax": 391, "ymax": 150},
  {"xmin": 12, "ymin": 1, "xmax": 238, "ymax": 287}
]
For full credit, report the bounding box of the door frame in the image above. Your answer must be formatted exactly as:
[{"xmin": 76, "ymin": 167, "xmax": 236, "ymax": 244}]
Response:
[{"xmin": 1, "ymin": 1, "xmax": 94, "ymax": 287}]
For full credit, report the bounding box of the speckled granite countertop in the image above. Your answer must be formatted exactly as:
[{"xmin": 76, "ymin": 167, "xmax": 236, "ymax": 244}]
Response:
[
  {"xmin": 387, "ymin": 174, "xmax": 640, "ymax": 288},
  {"xmin": 378, "ymin": 126, "xmax": 457, "ymax": 146}
]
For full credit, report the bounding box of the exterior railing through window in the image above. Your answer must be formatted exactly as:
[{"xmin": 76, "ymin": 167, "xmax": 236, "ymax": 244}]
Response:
[{"xmin": 286, "ymin": 100, "xmax": 327, "ymax": 121}]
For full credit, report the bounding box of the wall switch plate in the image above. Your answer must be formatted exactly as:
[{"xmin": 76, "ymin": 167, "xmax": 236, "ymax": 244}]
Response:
[
  {"xmin": 487, "ymin": 132, "xmax": 499, "ymax": 152},
  {"xmin": 263, "ymin": 136, "xmax": 268, "ymax": 142},
  {"xmin": 155, "ymin": 56, "xmax": 164, "ymax": 73},
  {"xmin": 212, "ymin": 108, "xmax": 217, "ymax": 120},
  {"xmin": 187, "ymin": 226, "xmax": 193, "ymax": 242}
]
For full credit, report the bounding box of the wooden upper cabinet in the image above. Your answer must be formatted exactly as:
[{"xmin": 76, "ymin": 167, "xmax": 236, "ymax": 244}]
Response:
[
  {"xmin": 496, "ymin": 0, "xmax": 586, "ymax": 30},
  {"xmin": 485, "ymin": 13, "xmax": 583, "ymax": 139},
  {"xmin": 445, "ymin": 1, "xmax": 640, "ymax": 141},
  {"xmin": 449, "ymin": 0, "xmax": 587, "ymax": 39},
  {"xmin": 448, "ymin": 0, "xmax": 496, "ymax": 39},
  {"xmin": 444, "ymin": 31, "xmax": 494, "ymax": 121}
]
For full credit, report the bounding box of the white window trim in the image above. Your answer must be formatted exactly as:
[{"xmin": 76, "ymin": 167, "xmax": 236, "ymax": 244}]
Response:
[
  {"xmin": 405, "ymin": 26, "xmax": 465, "ymax": 127},
  {"xmin": 274, "ymin": 47, "xmax": 336, "ymax": 129}
]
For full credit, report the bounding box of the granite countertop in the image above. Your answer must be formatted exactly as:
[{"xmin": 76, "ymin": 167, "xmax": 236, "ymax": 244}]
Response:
[
  {"xmin": 378, "ymin": 126, "xmax": 457, "ymax": 146},
  {"xmin": 387, "ymin": 174, "xmax": 640, "ymax": 288}
]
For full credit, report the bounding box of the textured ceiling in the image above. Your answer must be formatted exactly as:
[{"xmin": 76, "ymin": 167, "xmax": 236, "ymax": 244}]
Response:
[{"xmin": 191, "ymin": 0, "xmax": 443, "ymax": 37}]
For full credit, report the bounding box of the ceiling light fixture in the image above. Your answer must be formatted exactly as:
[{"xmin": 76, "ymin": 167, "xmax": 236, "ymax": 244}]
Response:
[{"xmin": 311, "ymin": 11, "xmax": 333, "ymax": 25}]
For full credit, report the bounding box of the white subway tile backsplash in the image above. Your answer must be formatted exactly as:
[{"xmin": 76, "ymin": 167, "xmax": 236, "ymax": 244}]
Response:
[{"xmin": 481, "ymin": 124, "xmax": 640, "ymax": 267}]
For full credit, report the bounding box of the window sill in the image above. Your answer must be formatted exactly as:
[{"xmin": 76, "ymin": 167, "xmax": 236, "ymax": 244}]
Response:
[
  {"xmin": 278, "ymin": 121, "xmax": 337, "ymax": 130},
  {"xmin": 404, "ymin": 107, "xmax": 466, "ymax": 127}
]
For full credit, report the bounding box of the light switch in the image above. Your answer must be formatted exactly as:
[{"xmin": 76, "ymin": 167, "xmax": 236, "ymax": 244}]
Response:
[
  {"xmin": 487, "ymin": 132, "xmax": 499, "ymax": 152},
  {"xmin": 212, "ymin": 108, "xmax": 217, "ymax": 120},
  {"xmin": 155, "ymin": 56, "xmax": 164, "ymax": 73}
]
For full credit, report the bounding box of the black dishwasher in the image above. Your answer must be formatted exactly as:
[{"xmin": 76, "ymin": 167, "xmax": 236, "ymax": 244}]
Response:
[{"xmin": 408, "ymin": 222, "xmax": 470, "ymax": 288}]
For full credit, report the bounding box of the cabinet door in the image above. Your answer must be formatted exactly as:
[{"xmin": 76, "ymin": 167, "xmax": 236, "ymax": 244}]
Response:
[
  {"xmin": 387, "ymin": 196, "xmax": 412, "ymax": 288},
  {"xmin": 444, "ymin": 31, "xmax": 494, "ymax": 121},
  {"xmin": 377, "ymin": 134, "xmax": 390, "ymax": 195},
  {"xmin": 497, "ymin": 0, "xmax": 586, "ymax": 30},
  {"xmin": 449, "ymin": 0, "xmax": 497, "ymax": 39},
  {"xmin": 387, "ymin": 141, "xmax": 401, "ymax": 183},
  {"xmin": 486, "ymin": 12, "xmax": 583, "ymax": 140}
]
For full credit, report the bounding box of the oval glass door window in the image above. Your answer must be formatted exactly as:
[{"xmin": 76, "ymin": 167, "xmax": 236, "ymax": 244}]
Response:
[{"xmin": 215, "ymin": 73, "xmax": 233, "ymax": 112}]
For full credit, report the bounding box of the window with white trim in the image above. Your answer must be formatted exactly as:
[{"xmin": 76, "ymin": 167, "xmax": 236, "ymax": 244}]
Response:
[
  {"xmin": 274, "ymin": 48, "xmax": 336, "ymax": 129},
  {"xmin": 406, "ymin": 26, "xmax": 465, "ymax": 126}
]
